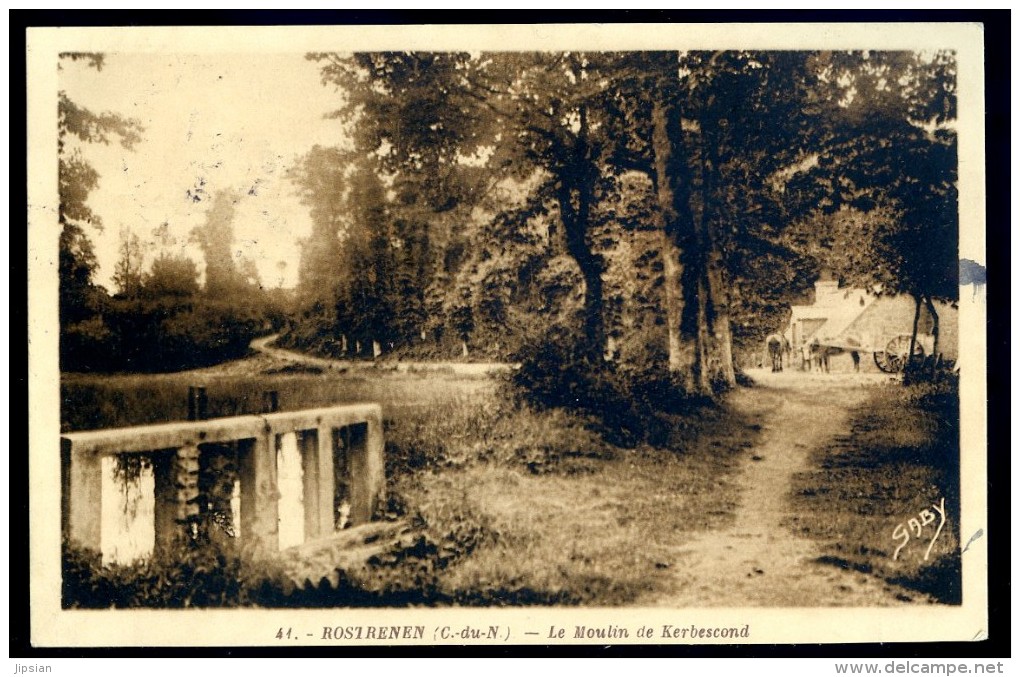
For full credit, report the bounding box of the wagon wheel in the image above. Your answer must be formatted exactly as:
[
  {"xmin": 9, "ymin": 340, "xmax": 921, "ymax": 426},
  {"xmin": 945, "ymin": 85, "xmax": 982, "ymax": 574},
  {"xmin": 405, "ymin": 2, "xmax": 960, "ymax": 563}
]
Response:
[{"xmin": 873, "ymin": 334, "xmax": 924, "ymax": 373}]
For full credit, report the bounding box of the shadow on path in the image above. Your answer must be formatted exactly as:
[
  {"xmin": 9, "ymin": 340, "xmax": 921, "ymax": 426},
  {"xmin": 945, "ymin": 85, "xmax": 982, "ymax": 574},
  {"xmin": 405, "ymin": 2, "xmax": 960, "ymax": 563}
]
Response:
[{"xmin": 639, "ymin": 368, "xmax": 932, "ymax": 607}]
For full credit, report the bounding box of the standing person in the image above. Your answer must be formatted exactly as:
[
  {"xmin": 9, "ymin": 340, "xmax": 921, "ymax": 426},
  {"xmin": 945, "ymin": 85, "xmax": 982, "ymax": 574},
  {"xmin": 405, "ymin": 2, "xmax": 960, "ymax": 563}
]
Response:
[
  {"xmin": 766, "ymin": 334, "xmax": 784, "ymax": 372},
  {"xmin": 800, "ymin": 342, "xmax": 812, "ymax": 371},
  {"xmin": 850, "ymin": 350, "xmax": 861, "ymax": 372}
]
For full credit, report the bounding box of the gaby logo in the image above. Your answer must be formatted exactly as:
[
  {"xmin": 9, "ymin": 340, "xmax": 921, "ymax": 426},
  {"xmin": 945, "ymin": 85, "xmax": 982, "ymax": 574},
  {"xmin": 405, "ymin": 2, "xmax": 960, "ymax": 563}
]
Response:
[{"xmin": 891, "ymin": 497, "xmax": 947, "ymax": 561}]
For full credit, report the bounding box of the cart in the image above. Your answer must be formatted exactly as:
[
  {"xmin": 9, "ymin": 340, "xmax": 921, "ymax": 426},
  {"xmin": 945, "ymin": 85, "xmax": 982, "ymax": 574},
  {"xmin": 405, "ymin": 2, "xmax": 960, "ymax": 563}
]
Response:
[{"xmin": 814, "ymin": 332, "xmax": 933, "ymax": 374}]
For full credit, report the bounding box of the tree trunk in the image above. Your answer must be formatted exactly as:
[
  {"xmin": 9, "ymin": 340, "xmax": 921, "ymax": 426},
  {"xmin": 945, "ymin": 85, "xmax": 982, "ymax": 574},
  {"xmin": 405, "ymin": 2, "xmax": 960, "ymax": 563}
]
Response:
[
  {"xmin": 558, "ymin": 184, "xmax": 605, "ymax": 362},
  {"xmin": 580, "ymin": 251, "xmax": 607, "ymax": 362},
  {"xmin": 923, "ymin": 295, "xmax": 940, "ymax": 376},
  {"xmin": 693, "ymin": 271, "xmax": 713, "ymax": 395},
  {"xmin": 908, "ymin": 293, "xmax": 922, "ymax": 371},
  {"xmin": 660, "ymin": 231, "xmax": 684, "ymax": 372},
  {"xmin": 650, "ymin": 91, "xmax": 704, "ymax": 393},
  {"xmin": 557, "ymin": 104, "xmax": 606, "ymax": 364},
  {"xmin": 687, "ymin": 142, "xmax": 716, "ymax": 396},
  {"xmin": 706, "ymin": 247, "xmax": 737, "ymax": 387},
  {"xmin": 651, "ymin": 99, "xmax": 688, "ymax": 374},
  {"xmin": 698, "ymin": 111, "xmax": 737, "ymax": 388}
]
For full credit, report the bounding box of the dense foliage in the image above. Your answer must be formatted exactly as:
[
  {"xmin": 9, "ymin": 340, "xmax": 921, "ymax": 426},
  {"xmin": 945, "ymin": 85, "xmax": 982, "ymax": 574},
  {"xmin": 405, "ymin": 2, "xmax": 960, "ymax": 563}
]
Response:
[
  {"xmin": 59, "ymin": 50, "xmax": 958, "ymax": 384},
  {"xmin": 63, "ymin": 295, "xmax": 266, "ymax": 373},
  {"xmin": 278, "ymin": 49, "xmax": 957, "ymax": 394}
]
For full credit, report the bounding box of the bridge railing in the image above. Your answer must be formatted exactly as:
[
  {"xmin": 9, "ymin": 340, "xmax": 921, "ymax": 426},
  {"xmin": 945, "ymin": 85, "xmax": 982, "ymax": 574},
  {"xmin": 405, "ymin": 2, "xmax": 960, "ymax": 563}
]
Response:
[{"xmin": 61, "ymin": 403, "xmax": 384, "ymax": 561}]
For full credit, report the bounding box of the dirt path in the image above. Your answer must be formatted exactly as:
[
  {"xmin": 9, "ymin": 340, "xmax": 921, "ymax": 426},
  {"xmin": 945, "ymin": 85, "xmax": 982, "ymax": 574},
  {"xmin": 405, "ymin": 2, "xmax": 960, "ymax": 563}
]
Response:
[
  {"xmin": 641, "ymin": 368, "xmax": 929, "ymax": 606},
  {"xmin": 250, "ymin": 334, "xmax": 516, "ymax": 377}
]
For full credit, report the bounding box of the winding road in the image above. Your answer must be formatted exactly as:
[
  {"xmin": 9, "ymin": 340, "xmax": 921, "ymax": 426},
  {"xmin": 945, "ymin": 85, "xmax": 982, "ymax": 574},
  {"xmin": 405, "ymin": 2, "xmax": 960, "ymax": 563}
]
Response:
[{"xmin": 250, "ymin": 334, "xmax": 517, "ymax": 377}]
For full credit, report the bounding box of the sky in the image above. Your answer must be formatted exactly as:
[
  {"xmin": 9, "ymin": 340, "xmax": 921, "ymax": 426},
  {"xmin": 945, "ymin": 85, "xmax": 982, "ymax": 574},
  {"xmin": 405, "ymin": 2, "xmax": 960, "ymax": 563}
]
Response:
[
  {"xmin": 60, "ymin": 52, "xmax": 345, "ymax": 290},
  {"xmin": 59, "ymin": 49, "xmax": 983, "ymax": 293}
]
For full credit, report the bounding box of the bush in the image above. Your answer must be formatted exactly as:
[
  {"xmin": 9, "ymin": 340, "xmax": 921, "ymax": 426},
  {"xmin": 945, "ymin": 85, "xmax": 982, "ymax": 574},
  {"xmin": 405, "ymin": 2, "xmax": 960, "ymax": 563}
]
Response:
[
  {"xmin": 62, "ymin": 296, "xmax": 265, "ymax": 373},
  {"xmin": 60, "ymin": 316, "xmax": 116, "ymax": 372},
  {"xmin": 506, "ymin": 330, "xmax": 707, "ymax": 447},
  {"xmin": 153, "ymin": 299, "xmax": 262, "ymax": 369},
  {"xmin": 61, "ymin": 506, "xmax": 496, "ymax": 608},
  {"xmin": 62, "ymin": 538, "xmax": 291, "ymax": 608},
  {"xmin": 902, "ymin": 355, "xmax": 960, "ymax": 388}
]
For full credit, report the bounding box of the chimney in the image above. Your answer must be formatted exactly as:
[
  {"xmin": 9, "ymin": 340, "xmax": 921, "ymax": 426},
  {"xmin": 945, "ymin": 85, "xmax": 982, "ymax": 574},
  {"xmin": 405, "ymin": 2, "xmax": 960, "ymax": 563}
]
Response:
[{"xmin": 814, "ymin": 268, "xmax": 840, "ymax": 304}]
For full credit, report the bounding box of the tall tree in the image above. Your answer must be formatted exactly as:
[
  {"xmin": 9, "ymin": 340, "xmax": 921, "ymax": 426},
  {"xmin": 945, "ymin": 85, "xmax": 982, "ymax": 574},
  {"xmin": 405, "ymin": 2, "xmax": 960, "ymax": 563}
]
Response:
[
  {"xmin": 625, "ymin": 51, "xmax": 836, "ymax": 390},
  {"xmin": 684, "ymin": 52, "xmax": 833, "ymax": 386},
  {"xmin": 112, "ymin": 225, "xmax": 144, "ymax": 297},
  {"xmin": 786, "ymin": 50, "xmax": 958, "ymax": 368},
  {"xmin": 58, "ymin": 53, "xmax": 143, "ymax": 367},
  {"xmin": 480, "ymin": 52, "xmax": 634, "ymax": 363},
  {"xmin": 338, "ymin": 164, "xmax": 398, "ymax": 353},
  {"xmin": 619, "ymin": 52, "xmax": 719, "ymax": 394},
  {"xmin": 190, "ymin": 188, "xmax": 244, "ymax": 297},
  {"xmin": 288, "ymin": 145, "xmax": 350, "ymax": 310},
  {"xmin": 145, "ymin": 254, "xmax": 200, "ymax": 298},
  {"xmin": 307, "ymin": 52, "xmax": 493, "ymax": 346},
  {"xmin": 144, "ymin": 221, "xmax": 200, "ymax": 298}
]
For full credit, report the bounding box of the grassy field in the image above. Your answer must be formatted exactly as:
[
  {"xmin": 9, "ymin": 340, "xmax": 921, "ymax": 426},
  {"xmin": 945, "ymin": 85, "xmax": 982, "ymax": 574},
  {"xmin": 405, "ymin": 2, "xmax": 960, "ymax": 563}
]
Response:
[
  {"xmin": 386, "ymin": 397, "xmax": 765, "ymax": 605},
  {"xmin": 60, "ymin": 354, "xmax": 492, "ymax": 431},
  {"xmin": 785, "ymin": 381, "xmax": 961, "ymax": 603},
  {"xmin": 61, "ymin": 355, "xmax": 767, "ymax": 606}
]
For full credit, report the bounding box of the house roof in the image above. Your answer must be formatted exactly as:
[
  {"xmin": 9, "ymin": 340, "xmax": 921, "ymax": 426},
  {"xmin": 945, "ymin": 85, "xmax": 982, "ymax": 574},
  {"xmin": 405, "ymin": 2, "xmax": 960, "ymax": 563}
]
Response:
[{"xmin": 787, "ymin": 283, "xmax": 875, "ymax": 345}]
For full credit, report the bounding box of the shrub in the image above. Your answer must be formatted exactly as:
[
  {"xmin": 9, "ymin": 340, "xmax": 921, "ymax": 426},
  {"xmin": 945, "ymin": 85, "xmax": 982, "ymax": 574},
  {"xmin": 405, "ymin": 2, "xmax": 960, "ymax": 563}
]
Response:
[
  {"xmin": 155, "ymin": 299, "xmax": 261, "ymax": 369},
  {"xmin": 384, "ymin": 397, "xmax": 496, "ymax": 475},
  {"xmin": 61, "ymin": 295, "xmax": 266, "ymax": 373},
  {"xmin": 60, "ymin": 316, "xmax": 116, "ymax": 372},
  {"xmin": 62, "ymin": 538, "xmax": 291, "ymax": 608},
  {"xmin": 903, "ymin": 355, "xmax": 960, "ymax": 388},
  {"xmin": 61, "ymin": 504, "xmax": 497, "ymax": 608},
  {"xmin": 506, "ymin": 330, "xmax": 707, "ymax": 447}
]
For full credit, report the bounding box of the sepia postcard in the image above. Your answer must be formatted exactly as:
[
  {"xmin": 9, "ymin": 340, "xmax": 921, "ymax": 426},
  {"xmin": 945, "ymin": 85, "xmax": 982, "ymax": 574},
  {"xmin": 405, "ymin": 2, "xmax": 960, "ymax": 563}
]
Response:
[{"xmin": 27, "ymin": 21, "xmax": 988, "ymax": 649}]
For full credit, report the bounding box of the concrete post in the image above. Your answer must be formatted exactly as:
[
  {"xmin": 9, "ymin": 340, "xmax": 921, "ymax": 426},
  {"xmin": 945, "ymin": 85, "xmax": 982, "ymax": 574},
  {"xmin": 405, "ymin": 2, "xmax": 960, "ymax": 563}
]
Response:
[
  {"xmin": 297, "ymin": 426, "xmax": 338, "ymax": 539},
  {"xmin": 365, "ymin": 411, "xmax": 385, "ymax": 520},
  {"xmin": 318, "ymin": 427, "xmax": 336, "ymax": 534},
  {"xmin": 152, "ymin": 442, "xmax": 200, "ymax": 554},
  {"xmin": 62, "ymin": 439, "xmax": 102, "ymax": 552},
  {"xmin": 345, "ymin": 415, "xmax": 385, "ymax": 525},
  {"xmin": 298, "ymin": 430, "xmax": 319, "ymax": 540},
  {"xmin": 238, "ymin": 431, "xmax": 279, "ymax": 553}
]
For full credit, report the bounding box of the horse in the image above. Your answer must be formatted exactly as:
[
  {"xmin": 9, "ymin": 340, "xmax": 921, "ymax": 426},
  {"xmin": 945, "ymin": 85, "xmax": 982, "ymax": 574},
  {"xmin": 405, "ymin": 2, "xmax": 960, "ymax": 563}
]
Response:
[
  {"xmin": 765, "ymin": 333, "xmax": 788, "ymax": 372},
  {"xmin": 807, "ymin": 339, "xmax": 862, "ymax": 373},
  {"xmin": 809, "ymin": 340, "xmax": 846, "ymax": 373}
]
